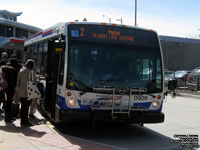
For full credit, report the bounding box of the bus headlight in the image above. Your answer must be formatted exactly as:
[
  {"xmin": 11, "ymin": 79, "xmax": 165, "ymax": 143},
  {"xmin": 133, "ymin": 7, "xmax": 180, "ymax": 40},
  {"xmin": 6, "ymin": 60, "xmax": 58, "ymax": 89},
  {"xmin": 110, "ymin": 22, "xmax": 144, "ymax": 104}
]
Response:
[
  {"xmin": 67, "ymin": 98, "xmax": 76, "ymax": 106},
  {"xmin": 152, "ymin": 101, "xmax": 159, "ymax": 108}
]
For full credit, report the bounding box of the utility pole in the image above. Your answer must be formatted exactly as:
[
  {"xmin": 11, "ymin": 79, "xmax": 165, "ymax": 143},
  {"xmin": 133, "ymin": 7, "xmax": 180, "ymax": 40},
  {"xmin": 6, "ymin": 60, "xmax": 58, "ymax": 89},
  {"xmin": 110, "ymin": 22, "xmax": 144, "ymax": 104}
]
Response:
[{"xmin": 135, "ymin": 0, "xmax": 137, "ymax": 26}]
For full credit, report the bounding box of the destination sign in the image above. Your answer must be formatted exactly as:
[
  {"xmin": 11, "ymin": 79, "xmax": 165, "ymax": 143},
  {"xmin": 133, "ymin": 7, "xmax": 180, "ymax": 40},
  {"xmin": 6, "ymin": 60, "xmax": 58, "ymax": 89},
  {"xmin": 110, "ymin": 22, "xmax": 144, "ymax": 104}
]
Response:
[{"xmin": 68, "ymin": 24, "xmax": 159, "ymax": 47}]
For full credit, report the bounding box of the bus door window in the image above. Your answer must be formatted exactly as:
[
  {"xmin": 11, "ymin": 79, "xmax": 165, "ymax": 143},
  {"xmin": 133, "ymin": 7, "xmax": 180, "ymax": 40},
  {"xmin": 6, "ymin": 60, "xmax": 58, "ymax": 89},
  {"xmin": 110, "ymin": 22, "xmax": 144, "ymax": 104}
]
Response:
[
  {"xmin": 58, "ymin": 44, "xmax": 65, "ymax": 85},
  {"xmin": 36, "ymin": 43, "xmax": 43, "ymax": 74},
  {"xmin": 42, "ymin": 41, "xmax": 48, "ymax": 76}
]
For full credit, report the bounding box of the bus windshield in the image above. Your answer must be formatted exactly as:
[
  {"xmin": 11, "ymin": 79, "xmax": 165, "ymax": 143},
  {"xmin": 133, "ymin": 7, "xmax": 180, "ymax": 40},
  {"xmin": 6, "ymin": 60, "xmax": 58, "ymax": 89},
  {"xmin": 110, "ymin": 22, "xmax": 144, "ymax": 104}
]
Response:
[{"xmin": 67, "ymin": 41, "xmax": 162, "ymax": 93}]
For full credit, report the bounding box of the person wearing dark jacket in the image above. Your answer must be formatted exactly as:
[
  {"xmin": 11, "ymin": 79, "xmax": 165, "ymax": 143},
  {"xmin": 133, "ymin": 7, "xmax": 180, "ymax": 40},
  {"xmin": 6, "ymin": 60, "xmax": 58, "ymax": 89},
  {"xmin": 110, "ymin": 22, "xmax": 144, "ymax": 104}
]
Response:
[
  {"xmin": 1, "ymin": 59, "xmax": 18, "ymax": 123},
  {"xmin": 0, "ymin": 52, "xmax": 8, "ymax": 113},
  {"xmin": 9, "ymin": 54, "xmax": 22, "ymax": 74}
]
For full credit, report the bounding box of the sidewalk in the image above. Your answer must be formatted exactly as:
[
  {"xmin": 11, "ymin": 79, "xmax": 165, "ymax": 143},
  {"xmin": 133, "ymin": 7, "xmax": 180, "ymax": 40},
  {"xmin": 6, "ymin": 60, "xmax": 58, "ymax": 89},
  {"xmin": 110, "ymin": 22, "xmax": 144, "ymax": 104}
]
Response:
[{"xmin": 0, "ymin": 110, "xmax": 116, "ymax": 150}]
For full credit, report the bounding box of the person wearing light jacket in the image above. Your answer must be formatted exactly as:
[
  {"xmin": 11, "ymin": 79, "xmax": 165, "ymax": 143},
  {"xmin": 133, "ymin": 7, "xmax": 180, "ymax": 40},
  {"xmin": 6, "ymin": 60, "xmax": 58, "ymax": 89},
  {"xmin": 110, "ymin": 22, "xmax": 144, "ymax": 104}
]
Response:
[{"xmin": 17, "ymin": 59, "xmax": 37, "ymax": 126}]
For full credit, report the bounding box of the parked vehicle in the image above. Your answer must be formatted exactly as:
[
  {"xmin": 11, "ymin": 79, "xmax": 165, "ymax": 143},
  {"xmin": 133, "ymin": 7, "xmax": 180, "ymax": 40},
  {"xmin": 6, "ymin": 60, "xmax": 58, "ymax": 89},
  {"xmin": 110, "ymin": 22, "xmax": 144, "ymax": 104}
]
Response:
[
  {"xmin": 174, "ymin": 70, "xmax": 191, "ymax": 87},
  {"xmin": 164, "ymin": 70, "xmax": 175, "ymax": 88},
  {"xmin": 186, "ymin": 67, "xmax": 200, "ymax": 91}
]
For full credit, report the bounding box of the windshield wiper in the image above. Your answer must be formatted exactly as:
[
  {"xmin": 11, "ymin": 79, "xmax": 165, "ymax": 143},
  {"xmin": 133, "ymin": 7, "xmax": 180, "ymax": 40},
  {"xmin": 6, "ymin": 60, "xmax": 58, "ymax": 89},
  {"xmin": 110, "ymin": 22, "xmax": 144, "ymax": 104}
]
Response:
[
  {"xmin": 130, "ymin": 87, "xmax": 148, "ymax": 93},
  {"xmin": 75, "ymin": 79, "xmax": 121, "ymax": 96},
  {"xmin": 94, "ymin": 79, "xmax": 124, "ymax": 86}
]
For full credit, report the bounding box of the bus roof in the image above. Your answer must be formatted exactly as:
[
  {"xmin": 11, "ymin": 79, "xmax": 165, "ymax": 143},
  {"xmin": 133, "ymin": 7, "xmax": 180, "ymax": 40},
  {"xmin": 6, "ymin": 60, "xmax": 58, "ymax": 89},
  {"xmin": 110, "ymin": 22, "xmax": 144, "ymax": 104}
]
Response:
[{"xmin": 24, "ymin": 21, "xmax": 158, "ymax": 46}]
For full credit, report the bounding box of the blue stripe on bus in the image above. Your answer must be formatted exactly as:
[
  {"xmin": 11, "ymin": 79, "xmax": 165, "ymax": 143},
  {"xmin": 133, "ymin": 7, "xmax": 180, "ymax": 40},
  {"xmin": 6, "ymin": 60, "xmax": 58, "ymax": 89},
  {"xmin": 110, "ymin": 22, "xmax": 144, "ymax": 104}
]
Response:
[
  {"xmin": 42, "ymin": 29, "xmax": 53, "ymax": 37},
  {"xmin": 56, "ymin": 95, "xmax": 67, "ymax": 109},
  {"xmin": 56, "ymin": 95, "xmax": 90, "ymax": 110},
  {"xmin": 133, "ymin": 102, "xmax": 152, "ymax": 108},
  {"xmin": 25, "ymin": 29, "xmax": 53, "ymax": 41},
  {"xmin": 25, "ymin": 32, "xmax": 42, "ymax": 41}
]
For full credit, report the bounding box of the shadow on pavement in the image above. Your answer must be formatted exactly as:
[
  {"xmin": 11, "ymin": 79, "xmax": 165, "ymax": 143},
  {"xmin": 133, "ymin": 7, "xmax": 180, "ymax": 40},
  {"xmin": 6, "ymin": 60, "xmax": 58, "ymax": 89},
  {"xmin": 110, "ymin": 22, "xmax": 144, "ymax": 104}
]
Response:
[
  {"xmin": 56, "ymin": 122, "xmax": 180, "ymax": 150},
  {"xmin": 0, "ymin": 114, "xmax": 47, "ymax": 138}
]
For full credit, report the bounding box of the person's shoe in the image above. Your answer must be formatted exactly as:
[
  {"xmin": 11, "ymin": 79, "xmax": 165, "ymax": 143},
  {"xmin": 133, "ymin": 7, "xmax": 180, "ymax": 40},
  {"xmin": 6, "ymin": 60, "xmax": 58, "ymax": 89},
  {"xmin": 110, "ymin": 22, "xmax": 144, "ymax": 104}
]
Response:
[
  {"xmin": 29, "ymin": 114, "xmax": 36, "ymax": 118},
  {"xmin": 10, "ymin": 117, "xmax": 16, "ymax": 121},
  {"xmin": 21, "ymin": 122, "xmax": 33, "ymax": 126},
  {"xmin": 4, "ymin": 119, "xmax": 14, "ymax": 123}
]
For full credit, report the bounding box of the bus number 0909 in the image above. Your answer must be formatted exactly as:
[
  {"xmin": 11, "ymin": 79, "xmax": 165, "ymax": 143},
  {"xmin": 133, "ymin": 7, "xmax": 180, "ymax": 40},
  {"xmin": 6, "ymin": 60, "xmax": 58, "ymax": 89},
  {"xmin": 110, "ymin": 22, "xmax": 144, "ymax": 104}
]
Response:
[{"xmin": 134, "ymin": 95, "xmax": 148, "ymax": 101}]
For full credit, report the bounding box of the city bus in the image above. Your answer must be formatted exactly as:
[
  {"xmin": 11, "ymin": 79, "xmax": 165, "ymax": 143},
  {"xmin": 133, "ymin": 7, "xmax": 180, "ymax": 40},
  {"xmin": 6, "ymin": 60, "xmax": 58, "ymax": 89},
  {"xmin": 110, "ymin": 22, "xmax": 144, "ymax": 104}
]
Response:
[{"xmin": 24, "ymin": 22, "xmax": 165, "ymax": 124}]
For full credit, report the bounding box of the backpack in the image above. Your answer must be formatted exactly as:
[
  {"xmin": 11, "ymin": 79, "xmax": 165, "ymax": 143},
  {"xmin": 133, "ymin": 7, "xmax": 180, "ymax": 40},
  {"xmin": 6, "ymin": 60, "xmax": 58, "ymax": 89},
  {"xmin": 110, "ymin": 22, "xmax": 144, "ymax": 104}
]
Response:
[{"xmin": 0, "ymin": 68, "xmax": 8, "ymax": 91}]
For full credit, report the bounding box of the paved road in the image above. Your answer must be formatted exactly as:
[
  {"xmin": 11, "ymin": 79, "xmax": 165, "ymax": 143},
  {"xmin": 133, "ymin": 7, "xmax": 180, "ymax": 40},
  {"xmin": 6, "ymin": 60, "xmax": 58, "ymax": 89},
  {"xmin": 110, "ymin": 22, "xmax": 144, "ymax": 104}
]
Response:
[{"xmin": 56, "ymin": 93, "xmax": 200, "ymax": 150}]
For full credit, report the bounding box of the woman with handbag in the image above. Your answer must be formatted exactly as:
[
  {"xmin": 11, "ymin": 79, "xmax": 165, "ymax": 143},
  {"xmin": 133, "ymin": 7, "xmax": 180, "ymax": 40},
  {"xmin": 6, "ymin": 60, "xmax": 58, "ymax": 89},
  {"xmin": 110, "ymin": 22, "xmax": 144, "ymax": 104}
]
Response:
[{"xmin": 17, "ymin": 59, "xmax": 37, "ymax": 126}]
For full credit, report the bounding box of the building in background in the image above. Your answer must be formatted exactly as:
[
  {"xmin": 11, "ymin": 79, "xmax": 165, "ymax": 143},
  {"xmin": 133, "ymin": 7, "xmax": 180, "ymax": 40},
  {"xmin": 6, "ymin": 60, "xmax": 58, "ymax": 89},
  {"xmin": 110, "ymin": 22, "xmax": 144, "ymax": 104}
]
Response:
[
  {"xmin": 160, "ymin": 35, "xmax": 200, "ymax": 71},
  {"xmin": 0, "ymin": 10, "xmax": 41, "ymax": 61}
]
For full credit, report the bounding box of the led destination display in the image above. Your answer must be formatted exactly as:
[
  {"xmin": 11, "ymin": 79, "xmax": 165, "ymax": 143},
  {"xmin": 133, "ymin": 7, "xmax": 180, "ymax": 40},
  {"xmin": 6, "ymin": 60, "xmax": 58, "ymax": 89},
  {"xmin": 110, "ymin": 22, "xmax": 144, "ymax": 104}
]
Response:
[{"xmin": 68, "ymin": 24, "xmax": 159, "ymax": 47}]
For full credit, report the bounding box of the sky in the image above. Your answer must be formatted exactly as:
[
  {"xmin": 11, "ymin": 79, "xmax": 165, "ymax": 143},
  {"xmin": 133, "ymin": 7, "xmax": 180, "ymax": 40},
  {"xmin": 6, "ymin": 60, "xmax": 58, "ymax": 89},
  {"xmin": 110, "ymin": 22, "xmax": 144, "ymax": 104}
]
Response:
[{"xmin": 1, "ymin": 0, "xmax": 200, "ymax": 38}]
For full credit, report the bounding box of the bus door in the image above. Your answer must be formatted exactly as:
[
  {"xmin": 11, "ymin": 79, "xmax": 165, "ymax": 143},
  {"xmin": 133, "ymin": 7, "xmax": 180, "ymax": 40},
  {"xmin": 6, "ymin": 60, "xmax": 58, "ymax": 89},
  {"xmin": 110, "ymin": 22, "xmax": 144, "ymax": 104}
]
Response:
[{"xmin": 45, "ymin": 40, "xmax": 65, "ymax": 119}]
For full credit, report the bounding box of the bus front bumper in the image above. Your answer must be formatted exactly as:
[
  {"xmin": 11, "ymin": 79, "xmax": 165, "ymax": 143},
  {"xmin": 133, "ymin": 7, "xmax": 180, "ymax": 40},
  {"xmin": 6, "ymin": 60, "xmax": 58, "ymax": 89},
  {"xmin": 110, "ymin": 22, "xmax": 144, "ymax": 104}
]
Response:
[{"xmin": 58, "ymin": 109, "xmax": 164, "ymax": 123}]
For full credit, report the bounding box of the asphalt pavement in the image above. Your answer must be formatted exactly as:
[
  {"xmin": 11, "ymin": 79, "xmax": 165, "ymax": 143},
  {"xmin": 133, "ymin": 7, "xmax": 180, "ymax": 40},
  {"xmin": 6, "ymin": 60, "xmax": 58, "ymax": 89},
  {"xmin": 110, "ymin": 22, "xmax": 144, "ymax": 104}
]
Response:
[{"xmin": 0, "ymin": 108, "xmax": 116, "ymax": 150}]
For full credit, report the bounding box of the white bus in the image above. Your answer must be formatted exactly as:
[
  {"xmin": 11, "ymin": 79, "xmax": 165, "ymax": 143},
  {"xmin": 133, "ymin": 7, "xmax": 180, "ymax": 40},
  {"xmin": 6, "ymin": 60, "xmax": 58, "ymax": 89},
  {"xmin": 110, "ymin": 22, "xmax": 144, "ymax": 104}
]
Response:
[{"xmin": 24, "ymin": 22, "xmax": 165, "ymax": 124}]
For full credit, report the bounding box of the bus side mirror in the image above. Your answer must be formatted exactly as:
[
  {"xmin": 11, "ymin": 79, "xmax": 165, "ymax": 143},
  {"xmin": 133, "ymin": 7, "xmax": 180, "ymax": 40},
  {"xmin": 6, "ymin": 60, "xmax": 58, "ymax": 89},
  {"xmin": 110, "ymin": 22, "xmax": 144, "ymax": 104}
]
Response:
[
  {"xmin": 164, "ymin": 79, "xmax": 177, "ymax": 98},
  {"xmin": 168, "ymin": 79, "xmax": 177, "ymax": 91}
]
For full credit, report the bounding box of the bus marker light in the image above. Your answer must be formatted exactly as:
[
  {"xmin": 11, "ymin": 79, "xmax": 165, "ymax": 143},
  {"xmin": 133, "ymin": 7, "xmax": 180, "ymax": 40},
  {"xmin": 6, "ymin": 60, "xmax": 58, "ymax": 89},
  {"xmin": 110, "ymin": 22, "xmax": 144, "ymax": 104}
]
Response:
[
  {"xmin": 149, "ymin": 29, "xmax": 155, "ymax": 32},
  {"xmin": 67, "ymin": 92, "xmax": 72, "ymax": 97},
  {"xmin": 68, "ymin": 98, "xmax": 76, "ymax": 106},
  {"xmin": 152, "ymin": 101, "xmax": 159, "ymax": 108},
  {"xmin": 157, "ymin": 95, "xmax": 161, "ymax": 99}
]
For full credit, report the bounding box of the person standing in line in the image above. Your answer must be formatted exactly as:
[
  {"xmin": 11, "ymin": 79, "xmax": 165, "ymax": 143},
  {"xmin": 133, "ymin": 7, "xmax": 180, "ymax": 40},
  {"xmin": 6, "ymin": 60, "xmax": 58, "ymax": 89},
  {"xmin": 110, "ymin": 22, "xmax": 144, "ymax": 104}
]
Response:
[
  {"xmin": 9, "ymin": 54, "xmax": 22, "ymax": 74},
  {"xmin": 17, "ymin": 59, "xmax": 37, "ymax": 126},
  {"xmin": 1, "ymin": 59, "xmax": 18, "ymax": 123},
  {"xmin": 29, "ymin": 73, "xmax": 45, "ymax": 118},
  {"xmin": 0, "ymin": 52, "xmax": 8, "ymax": 66},
  {"xmin": 9, "ymin": 55, "xmax": 22, "ymax": 119},
  {"xmin": 0, "ymin": 52, "xmax": 8, "ymax": 114}
]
